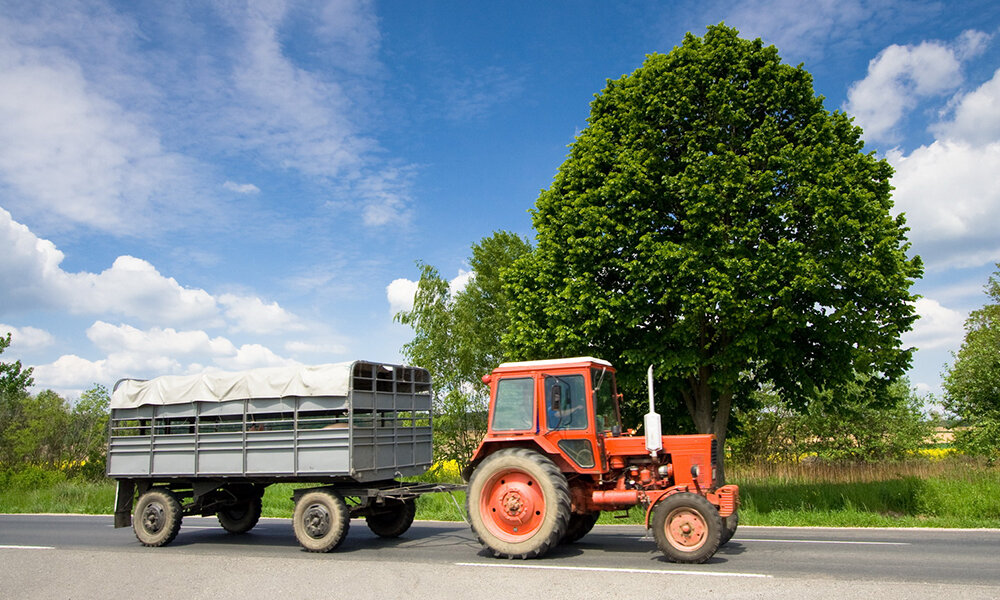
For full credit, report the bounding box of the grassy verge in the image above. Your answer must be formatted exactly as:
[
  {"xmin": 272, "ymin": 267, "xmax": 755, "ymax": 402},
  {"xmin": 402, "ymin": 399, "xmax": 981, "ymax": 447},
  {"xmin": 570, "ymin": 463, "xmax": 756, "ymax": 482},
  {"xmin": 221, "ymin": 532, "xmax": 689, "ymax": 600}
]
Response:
[{"xmin": 2, "ymin": 458, "xmax": 998, "ymax": 529}]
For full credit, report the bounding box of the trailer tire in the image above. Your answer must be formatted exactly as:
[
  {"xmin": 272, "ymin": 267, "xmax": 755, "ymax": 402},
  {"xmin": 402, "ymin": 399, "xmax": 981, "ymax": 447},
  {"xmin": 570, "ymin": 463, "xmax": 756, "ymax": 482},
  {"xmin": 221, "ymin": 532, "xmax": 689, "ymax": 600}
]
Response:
[
  {"xmin": 651, "ymin": 492, "xmax": 722, "ymax": 564},
  {"xmin": 217, "ymin": 495, "xmax": 263, "ymax": 534},
  {"xmin": 366, "ymin": 498, "xmax": 416, "ymax": 538},
  {"xmin": 467, "ymin": 448, "xmax": 571, "ymax": 559},
  {"xmin": 561, "ymin": 511, "xmax": 599, "ymax": 544},
  {"xmin": 133, "ymin": 488, "xmax": 183, "ymax": 547},
  {"xmin": 293, "ymin": 490, "xmax": 350, "ymax": 552},
  {"xmin": 720, "ymin": 510, "xmax": 739, "ymax": 546}
]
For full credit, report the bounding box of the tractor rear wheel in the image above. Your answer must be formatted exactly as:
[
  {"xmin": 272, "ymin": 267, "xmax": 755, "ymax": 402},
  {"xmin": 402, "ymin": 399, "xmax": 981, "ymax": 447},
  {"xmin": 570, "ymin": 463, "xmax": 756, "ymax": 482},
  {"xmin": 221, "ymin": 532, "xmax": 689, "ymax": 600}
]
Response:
[
  {"xmin": 651, "ymin": 492, "xmax": 722, "ymax": 564},
  {"xmin": 562, "ymin": 511, "xmax": 600, "ymax": 544},
  {"xmin": 467, "ymin": 448, "xmax": 571, "ymax": 559}
]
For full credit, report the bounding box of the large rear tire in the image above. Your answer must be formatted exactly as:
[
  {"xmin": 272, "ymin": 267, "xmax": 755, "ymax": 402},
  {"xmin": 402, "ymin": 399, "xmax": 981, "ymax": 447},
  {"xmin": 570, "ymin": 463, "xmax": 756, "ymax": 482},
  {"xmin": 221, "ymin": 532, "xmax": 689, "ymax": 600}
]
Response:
[
  {"xmin": 293, "ymin": 490, "xmax": 350, "ymax": 552},
  {"xmin": 651, "ymin": 492, "xmax": 722, "ymax": 564},
  {"xmin": 561, "ymin": 511, "xmax": 599, "ymax": 544},
  {"xmin": 133, "ymin": 488, "xmax": 183, "ymax": 547},
  {"xmin": 217, "ymin": 496, "xmax": 263, "ymax": 534},
  {"xmin": 366, "ymin": 498, "xmax": 416, "ymax": 538},
  {"xmin": 467, "ymin": 448, "xmax": 571, "ymax": 559}
]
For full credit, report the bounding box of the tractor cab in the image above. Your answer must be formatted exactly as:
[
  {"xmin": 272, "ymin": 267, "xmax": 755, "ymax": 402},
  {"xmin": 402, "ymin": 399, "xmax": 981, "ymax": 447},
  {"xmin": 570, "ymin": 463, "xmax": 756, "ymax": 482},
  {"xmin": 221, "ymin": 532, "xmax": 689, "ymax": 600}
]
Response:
[{"xmin": 476, "ymin": 357, "xmax": 621, "ymax": 475}]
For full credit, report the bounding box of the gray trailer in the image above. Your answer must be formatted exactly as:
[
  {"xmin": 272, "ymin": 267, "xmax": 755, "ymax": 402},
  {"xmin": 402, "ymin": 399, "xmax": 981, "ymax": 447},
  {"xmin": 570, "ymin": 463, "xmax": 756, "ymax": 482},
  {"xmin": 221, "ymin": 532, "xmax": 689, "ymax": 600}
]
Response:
[{"xmin": 108, "ymin": 360, "xmax": 457, "ymax": 552}]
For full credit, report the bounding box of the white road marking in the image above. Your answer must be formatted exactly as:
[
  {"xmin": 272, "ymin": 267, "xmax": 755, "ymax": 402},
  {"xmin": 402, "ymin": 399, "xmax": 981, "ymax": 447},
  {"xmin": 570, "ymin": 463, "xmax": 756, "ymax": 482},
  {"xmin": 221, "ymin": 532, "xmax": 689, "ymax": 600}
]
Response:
[
  {"xmin": 0, "ymin": 545, "xmax": 55, "ymax": 550},
  {"xmin": 455, "ymin": 562, "xmax": 772, "ymax": 578},
  {"xmin": 737, "ymin": 538, "xmax": 909, "ymax": 546}
]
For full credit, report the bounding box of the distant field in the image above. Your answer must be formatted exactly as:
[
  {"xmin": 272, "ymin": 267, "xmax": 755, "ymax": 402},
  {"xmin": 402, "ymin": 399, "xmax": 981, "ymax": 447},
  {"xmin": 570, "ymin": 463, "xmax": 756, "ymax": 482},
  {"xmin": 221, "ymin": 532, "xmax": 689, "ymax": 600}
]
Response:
[{"xmin": 2, "ymin": 458, "xmax": 998, "ymax": 529}]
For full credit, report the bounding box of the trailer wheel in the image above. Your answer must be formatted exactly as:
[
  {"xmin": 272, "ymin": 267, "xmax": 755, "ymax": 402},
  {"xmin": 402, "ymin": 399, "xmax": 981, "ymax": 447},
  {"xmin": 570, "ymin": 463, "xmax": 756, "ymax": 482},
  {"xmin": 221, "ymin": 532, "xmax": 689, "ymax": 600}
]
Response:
[
  {"xmin": 217, "ymin": 496, "xmax": 263, "ymax": 534},
  {"xmin": 467, "ymin": 448, "xmax": 571, "ymax": 559},
  {"xmin": 366, "ymin": 498, "xmax": 416, "ymax": 538},
  {"xmin": 720, "ymin": 510, "xmax": 739, "ymax": 546},
  {"xmin": 651, "ymin": 492, "xmax": 722, "ymax": 564},
  {"xmin": 561, "ymin": 511, "xmax": 600, "ymax": 544},
  {"xmin": 293, "ymin": 490, "xmax": 350, "ymax": 552},
  {"xmin": 133, "ymin": 488, "xmax": 183, "ymax": 547}
]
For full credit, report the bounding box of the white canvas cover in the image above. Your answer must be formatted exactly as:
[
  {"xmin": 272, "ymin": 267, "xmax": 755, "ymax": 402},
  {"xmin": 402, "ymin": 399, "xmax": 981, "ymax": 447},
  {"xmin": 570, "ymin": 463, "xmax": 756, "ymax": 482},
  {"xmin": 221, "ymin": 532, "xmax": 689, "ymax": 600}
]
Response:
[{"xmin": 111, "ymin": 362, "xmax": 355, "ymax": 409}]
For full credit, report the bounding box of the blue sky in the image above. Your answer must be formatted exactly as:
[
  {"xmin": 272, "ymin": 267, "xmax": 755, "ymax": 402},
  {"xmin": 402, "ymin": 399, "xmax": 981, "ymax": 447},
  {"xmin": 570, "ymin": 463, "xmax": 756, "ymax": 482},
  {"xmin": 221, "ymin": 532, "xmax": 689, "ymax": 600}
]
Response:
[{"xmin": 2, "ymin": 0, "xmax": 999, "ymax": 406}]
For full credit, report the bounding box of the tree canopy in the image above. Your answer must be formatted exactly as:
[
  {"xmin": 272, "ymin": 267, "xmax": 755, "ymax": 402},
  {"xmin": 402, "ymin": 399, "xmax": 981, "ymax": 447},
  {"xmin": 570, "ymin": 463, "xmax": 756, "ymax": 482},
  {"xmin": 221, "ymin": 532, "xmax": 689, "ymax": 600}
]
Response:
[
  {"xmin": 0, "ymin": 332, "xmax": 33, "ymax": 399},
  {"xmin": 503, "ymin": 24, "xmax": 922, "ymax": 448},
  {"xmin": 943, "ymin": 264, "xmax": 1000, "ymax": 460},
  {"xmin": 396, "ymin": 231, "xmax": 532, "ymax": 464}
]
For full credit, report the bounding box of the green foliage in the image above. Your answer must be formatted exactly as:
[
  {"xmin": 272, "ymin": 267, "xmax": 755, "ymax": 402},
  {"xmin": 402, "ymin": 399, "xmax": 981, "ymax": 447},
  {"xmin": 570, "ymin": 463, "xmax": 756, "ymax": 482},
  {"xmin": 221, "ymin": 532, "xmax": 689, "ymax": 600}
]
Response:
[
  {"xmin": 0, "ymin": 332, "xmax": 34, "ymax": 398},
  {"xmin": 503, "ymin": 24, "xmax": 922, "ymax": 452},
  {"xmin": 396, "ymin": 231, "xmax": 532, "ymax": 464},
  {"xmin": 0, "ymin": 383, "xmax": 110, "ymax": 479},
  {"xmin": 943, "ymin": 264, "xmax": 1000, "ymax": 461},
  {"xmin": 730, "ymin": 376, "xmax": 932, "ymax": 463}
]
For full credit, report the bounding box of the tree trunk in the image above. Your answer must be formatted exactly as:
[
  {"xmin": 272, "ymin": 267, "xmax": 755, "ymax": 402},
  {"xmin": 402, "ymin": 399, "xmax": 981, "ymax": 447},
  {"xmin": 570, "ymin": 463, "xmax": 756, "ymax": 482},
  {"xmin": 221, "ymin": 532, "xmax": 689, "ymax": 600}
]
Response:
[{"xmin": 681, "ymin": 375, "xmax": 732, "ymax": 485}]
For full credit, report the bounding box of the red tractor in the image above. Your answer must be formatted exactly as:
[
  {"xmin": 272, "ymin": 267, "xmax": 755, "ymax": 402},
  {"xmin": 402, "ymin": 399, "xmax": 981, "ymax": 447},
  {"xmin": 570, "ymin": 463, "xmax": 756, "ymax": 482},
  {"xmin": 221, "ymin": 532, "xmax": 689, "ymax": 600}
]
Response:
[{"xmin": 464, "ymin": 357, "xmax": 739, "ymax": 563}]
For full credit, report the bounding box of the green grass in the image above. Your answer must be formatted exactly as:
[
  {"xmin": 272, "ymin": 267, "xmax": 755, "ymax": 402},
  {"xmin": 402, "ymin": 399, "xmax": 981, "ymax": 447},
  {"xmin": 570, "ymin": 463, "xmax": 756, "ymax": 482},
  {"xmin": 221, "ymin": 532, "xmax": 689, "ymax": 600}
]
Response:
[{"xmin": 3, "ymin": 459, "xmax": 999, "ymax": 529}]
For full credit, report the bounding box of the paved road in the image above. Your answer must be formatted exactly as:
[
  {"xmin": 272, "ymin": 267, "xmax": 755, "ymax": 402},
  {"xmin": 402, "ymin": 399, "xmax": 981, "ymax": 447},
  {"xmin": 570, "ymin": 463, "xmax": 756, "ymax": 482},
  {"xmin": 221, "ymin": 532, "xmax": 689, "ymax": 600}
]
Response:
[{"xmin": 2, "ymin": 514, "xmax": 998, "ymax": 599}]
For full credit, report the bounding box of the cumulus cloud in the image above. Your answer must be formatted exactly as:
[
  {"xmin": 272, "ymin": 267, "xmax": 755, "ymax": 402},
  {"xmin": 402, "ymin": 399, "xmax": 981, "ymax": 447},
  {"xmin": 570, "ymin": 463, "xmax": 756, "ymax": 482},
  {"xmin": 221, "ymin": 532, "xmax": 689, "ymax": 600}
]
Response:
[
  {"xmin": 219, "ymin": 294, "xmax": 302, "ymax": 334},
  {"xmin": 0, "ymin": 207, "xmax": 307, "ymax": 332},
  {"xmin": 887, "ymin": 64, "xmax": 1000, "ymax": 270},
  {"xmin": 31, "ymin": 321, "xmax": 299, "ymax": 392},
  {"xmin": 386, "ymin": 269, "xmax": 475, "ymax": 316},
  {"xmin": 902, "ymin": 298, "xmax": 966, "ymax": 351},
  {"xmin": 844, "ymin": 39, "xmax": 968, "ymax": 143},
  {"xmin": 0, "ymin": 323, "xmax": 55, "ymax": 353},
  {"xmin": 932, "ymin": 68, "xmax": 1000, "ymax": 146}
]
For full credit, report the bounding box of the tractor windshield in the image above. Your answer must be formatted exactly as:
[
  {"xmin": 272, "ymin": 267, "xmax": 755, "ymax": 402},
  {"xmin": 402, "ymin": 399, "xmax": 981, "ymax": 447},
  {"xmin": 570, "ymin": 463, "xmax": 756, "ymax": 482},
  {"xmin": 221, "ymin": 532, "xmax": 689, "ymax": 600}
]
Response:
[{"xmin": 592, "ymin": 367, "xmax": 622, "ymax": 433}]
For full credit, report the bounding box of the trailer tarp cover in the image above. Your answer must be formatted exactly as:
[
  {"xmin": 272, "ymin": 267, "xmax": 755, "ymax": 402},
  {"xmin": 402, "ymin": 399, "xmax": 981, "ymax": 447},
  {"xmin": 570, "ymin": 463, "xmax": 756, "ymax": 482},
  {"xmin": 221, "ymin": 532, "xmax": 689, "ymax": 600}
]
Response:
[{"xmin": 111, "ymin": 362, "xmax": 355, "ymax": 409}]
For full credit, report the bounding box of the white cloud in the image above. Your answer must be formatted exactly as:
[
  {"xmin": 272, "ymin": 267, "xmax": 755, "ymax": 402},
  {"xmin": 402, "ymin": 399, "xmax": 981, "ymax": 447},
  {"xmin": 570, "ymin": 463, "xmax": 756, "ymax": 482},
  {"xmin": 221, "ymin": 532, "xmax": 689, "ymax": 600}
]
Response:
[
  {"xmin": 30, "ymin": 321, "xmax": 299, "ymax": 392},
  {"xmin": 844, "ymin": 39, "xmax": 966, "ymax": 142},
  {"xmin": 0, "ymin": 323, "xmax": 55, "ymax": 353},
  {"xmin": 387, "ymin": 278, "xmax": 419, "ymax": 316},
  {"xmin": 889, "ymin": 140, "xmax": 1000, "ymax": 269},
  {"xmin": 0, "ymin": 207, "xmax": 306, "ymax": 332},
  {"xmin": 932, "ymin": 68, "xmax": 1000, "ymax": 146},
  {"xmin": 285, "ymin": 340, "xmax": 349, "ymax": 356},
  {"xmin": 223, "ymin": 180, "xmax": 260, "ymax": 194},
  {"xmin": 0, "ymin": 23, "xmax": 199, "ymax": 232},
  {"xmin": 219, "ymin": 294, "xmax": 302, "ymax": 334},
  {"xmin": 902, "ymin": 298, "xmax": 966, "ymax": 351},
  {"xmin": 386, "ymin": 269, "xmax": 475, "ymax": 316}
]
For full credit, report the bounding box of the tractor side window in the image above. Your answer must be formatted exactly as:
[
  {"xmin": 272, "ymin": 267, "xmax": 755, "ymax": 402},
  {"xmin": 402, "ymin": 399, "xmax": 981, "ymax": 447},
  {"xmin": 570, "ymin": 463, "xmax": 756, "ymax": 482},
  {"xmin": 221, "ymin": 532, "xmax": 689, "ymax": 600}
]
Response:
[
  {"xmin": 491, "ymin": 377, "xmax": 535, "ymax": 431},
  {"xmin": 592, "ymin": 368, "xmax": 622, "ymax": 433},
  {"xmin": 545, "ymin": 374, "xmax": 588, "ymax": 431}
]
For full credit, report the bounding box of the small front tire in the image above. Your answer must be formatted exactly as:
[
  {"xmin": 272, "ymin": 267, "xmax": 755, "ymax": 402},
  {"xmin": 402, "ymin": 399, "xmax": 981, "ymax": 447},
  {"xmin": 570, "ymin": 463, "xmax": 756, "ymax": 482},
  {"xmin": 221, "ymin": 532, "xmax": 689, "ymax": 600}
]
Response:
[
  {"xmin": 720, "ymin": 510, "xmax": 739, "ymax": 546},
  {"xmin": 651, "ymin": 492, "xmax": 722, "ymax": 564}
]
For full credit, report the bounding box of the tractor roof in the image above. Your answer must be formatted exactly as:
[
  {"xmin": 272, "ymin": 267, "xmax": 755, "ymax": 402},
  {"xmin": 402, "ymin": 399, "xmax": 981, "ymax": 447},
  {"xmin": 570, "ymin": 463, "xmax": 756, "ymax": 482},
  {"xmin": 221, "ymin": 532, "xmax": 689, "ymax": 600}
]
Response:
[{"xmin": 493, "ymin": 356, "xmax": 613, "ymax": 372}]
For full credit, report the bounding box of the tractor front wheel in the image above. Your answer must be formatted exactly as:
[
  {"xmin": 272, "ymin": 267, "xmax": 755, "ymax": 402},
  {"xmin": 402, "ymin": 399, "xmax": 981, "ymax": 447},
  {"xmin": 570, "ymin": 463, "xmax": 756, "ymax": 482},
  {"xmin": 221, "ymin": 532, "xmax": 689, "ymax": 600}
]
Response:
[
  {"xmin": 651, "ymin": 492, "xmax": 722, "ymax": 564},
  {"xmin": 721, "ymin": 510, "xmax": 739, "ymax": 546},
  {"xmin": 467, "ymin": 448, "xmax": 571, "ymax": 559}
]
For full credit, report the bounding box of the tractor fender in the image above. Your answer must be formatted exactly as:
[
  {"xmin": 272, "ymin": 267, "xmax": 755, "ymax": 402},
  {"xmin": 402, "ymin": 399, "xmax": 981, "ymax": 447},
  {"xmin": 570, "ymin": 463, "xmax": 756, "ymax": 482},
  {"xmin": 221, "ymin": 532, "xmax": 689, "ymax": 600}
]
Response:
[
  {"xmin": 642, "ymin": 485, "xmax": 691, "ymax": 527},
  {"xmin": 464, "ymin": 438, "xmax": 571, "ymax": 482}
]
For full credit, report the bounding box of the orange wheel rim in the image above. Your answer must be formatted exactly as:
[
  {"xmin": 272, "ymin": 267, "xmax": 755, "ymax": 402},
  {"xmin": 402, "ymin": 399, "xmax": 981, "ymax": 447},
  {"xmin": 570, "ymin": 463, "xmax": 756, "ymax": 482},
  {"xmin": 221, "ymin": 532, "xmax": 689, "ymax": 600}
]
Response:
[
  {"xmin": 479, "ymin": 468, "xmax": 545, "ymax": 543},
  {"xmin": 665, "ymin": 507, "xmax": 708, "ymax": 551}
]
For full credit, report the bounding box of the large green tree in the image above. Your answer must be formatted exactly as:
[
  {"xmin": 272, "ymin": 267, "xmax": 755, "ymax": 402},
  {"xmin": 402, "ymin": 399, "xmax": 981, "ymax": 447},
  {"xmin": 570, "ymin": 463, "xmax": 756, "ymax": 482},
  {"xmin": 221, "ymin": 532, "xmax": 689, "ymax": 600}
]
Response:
[
  {"xmin": 397, "ymin": 231, "xmax": 532, "ymax": 464},
  {"xmin": 504, "ymin": 25, "xmax": 922, "ymax": 458},
  {"xmin": 943, "ymin": 264, "xmax": 1000, "ymax": 461}
]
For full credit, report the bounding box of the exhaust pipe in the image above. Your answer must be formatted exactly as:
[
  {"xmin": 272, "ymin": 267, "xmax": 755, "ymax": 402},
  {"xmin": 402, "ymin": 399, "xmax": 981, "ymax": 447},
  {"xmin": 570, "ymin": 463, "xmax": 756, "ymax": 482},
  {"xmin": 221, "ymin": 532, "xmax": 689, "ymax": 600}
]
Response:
[{"xmin": 644, "ymin": 365, "xmax": 663, "ymax": 460}]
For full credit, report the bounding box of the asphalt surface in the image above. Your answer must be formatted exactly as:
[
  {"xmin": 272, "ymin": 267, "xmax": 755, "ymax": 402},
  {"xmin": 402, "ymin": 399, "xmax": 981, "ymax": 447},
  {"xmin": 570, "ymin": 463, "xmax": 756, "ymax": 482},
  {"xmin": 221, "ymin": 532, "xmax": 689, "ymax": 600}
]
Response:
[{"xmin": 2, "ymin": 514, "xmax": 999, "ymax": 599}]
